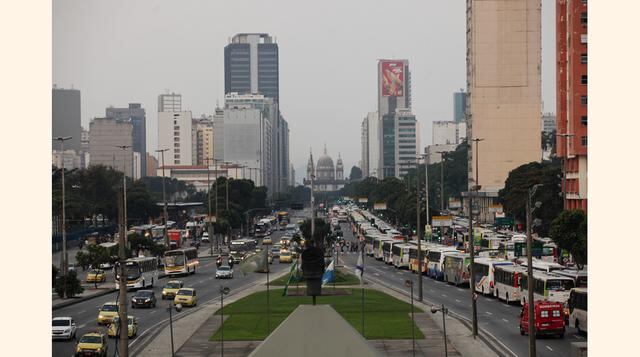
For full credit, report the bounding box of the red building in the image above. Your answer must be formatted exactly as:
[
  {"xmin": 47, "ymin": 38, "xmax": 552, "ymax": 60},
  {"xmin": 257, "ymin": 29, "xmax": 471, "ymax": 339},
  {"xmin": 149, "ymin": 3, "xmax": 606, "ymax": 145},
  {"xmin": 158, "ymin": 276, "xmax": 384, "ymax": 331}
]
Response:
[{"xmin": 556, "ymin": 0, "xmax": 588, "ymax": 212}]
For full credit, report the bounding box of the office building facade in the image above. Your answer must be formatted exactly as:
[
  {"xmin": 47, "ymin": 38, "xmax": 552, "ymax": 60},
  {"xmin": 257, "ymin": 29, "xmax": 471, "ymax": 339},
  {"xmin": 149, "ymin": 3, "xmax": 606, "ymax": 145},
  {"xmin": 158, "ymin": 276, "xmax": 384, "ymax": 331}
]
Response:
[
  {"xmin": 158, "ymin": 93, "xmax": 182, "ymax": 112},
  {"xmin": 224, "ymin": 33, "xmax": 279, "ymax": 102},
  {"xmin": 557, "ymin": 0, "xmax": 587, "ymax": 211},
  {"xmin": 88, "ymin": 117, "xmax": 134, "ymax": 176},
  {"xmin": 158, "ymin": 111, "xmax": 194, "ymax": 166},
  {"xmin": 106, "ymin": 103, "xmax": 147, "ymax": 177},
  {"xmin": 52, "ymin": 87, "xmax": 82, "ymax": 152}
]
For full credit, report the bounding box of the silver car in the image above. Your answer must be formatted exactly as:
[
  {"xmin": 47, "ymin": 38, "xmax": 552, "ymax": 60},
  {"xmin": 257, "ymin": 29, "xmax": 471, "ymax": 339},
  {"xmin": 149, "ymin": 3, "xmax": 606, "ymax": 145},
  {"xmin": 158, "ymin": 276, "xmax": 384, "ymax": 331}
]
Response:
[
  {"xmin": 52, "ymin": 317, "xmax": 77, "ymax": 340},
  {"xmin": 215, "ymin": 266, "xmax": 234, "ymax": 279}
]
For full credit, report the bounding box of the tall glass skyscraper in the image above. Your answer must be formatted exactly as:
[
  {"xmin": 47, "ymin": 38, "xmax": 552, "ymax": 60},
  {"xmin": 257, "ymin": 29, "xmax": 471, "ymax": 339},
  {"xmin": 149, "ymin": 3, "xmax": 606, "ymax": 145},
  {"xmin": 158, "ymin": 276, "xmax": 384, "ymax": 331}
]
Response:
[
  {"xmin": 224, "ymin": 33, "xmax": 279, "ymax": 103},
  {"xmin": 453, "ymin": 90, "xmax": 466, "ymax": 123}
]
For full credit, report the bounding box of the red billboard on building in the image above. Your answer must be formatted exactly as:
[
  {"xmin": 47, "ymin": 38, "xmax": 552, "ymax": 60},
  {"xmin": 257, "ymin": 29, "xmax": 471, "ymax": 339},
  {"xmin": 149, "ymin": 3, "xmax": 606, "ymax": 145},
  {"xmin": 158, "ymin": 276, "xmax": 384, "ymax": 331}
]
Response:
[{"xmin": 381, "ymin": 60, "xmax": 404, "ymax": 97}]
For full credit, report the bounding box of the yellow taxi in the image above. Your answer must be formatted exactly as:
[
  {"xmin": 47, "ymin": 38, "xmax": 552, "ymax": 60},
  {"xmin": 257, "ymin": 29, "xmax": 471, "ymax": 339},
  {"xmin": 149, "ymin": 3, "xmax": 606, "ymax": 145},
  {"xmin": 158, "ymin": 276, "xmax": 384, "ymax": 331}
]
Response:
[
  {"xmin": 173, "ymin": 288, "xmax": 197, "ymax": 307},
  {"xmin": 85, "ymin": 269, "xmax": 107, "ymax": 283},
  {"xmin": 162, "ymin": 280, "xmax": 184, "ymax": 300},
  {"xmin": 279, "ymin": 251, "xmax": 293, "ymax": 263},
  {"xmin": 262, "ymin": 237, "xmax": 273, "ymax": 245},
  {"xmin": 74, "ymin": 331, "xmax": 107, "ymax": 357},
  {"xmin": 97, "ymin": 302, "xmax": 119, "ymax": 325},
  {"xmin": 107, "ymin": 316, "xmax": 138, "ymax": 338}
]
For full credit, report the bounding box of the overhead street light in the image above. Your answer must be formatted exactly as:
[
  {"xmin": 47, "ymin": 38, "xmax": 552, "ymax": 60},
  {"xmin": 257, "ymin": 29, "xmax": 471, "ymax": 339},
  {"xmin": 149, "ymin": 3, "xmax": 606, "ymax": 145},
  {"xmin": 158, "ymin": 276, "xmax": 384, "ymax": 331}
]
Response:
[
  {"xmin": 54, "ymin": 136, "xmax": 72, "ymax": 299},
  {"xmin": 115, "ymin": 145, "xmax": 132, "ymax": 246},
  {"xmin": 431, "ymin": 304, "xmax": 449, "ymax": 357},
  {"xmin": 156, "ymin": 148, "xmax": 170, "ymax": 247},
  {"xmin": 219, "ymin": 286, "xmax": 231, "ymax": 357},
  {"xmin": 526, "ymin": 183, "xmax": 544, "ymax": 357}
]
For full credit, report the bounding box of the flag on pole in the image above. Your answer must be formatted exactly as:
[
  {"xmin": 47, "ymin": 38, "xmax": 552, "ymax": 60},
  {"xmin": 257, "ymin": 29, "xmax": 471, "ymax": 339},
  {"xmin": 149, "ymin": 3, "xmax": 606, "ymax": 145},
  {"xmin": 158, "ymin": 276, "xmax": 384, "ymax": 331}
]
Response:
[
  {"xmin": 282, "ymin": 259, "xmax": 299, "ymax": 296},
  {"xmin": 355, "ymin": 251, "xmax": 364, "ymax": 284},
  {"xmin": 322, "ymin": 259, "xmax": 335, "ymax": 286},
  {"xmin": 238, "ymin": 249, "xmax": 268, "ymax": 276}
]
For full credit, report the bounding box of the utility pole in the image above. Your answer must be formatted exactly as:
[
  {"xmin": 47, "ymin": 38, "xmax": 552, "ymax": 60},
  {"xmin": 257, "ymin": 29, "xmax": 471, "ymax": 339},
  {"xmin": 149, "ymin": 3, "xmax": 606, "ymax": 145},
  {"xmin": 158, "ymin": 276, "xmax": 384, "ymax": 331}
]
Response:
[
  {"xmin": 437, "ymin": 151, "xmax": 447, "ymax": 240},
  {"xmin": 116, "ymin": 145, "xmax": 132, "ymax": 246},
  {"xmin": 224, "ymin": 162, "xmax": 231, "ymax": 211},
  {"xmin": 415, "ymin": 156, "xmax": 423, "ymax": 302},
  {"xmin": 205, "ymin": 158, "xmax": 215, "ymax": 255},
  {"xmin": 526, "ymin": 183, "xmax": 543, "ymax": 357},
  {"xmin": 213, "ymin": 159, "xmax": 221, "ymax": 249},
  {"xmin": 556, "ymin": 133, "xmax": 574, "ymax": 210},
  {"xmin": 117, "ymin": 188, "xmax": 129, "ymax": 357},
  {"xmin": 469, "ymin": 138, "xmax": 483, "ymax": 338},
  {"xmin": 156, "ymin": 149, "xmax": 169, "ymax": 247},
  {"xmin": 55, "ymin": 136, "xmax": 72, "ymax": 298},
  {"xmin": 310, "ymin": 150, "xmax": 315, "ymax": 243}
]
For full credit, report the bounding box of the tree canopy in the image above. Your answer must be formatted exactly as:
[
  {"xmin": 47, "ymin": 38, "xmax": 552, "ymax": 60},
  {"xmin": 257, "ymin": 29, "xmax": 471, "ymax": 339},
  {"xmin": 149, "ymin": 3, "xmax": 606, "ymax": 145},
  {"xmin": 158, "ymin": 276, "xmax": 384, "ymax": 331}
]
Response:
[
  {"xmin": 549, "ymin": 209, "xmax": 587, "ymax": 268},
  {"xmin": 349, "ymin": 166, "xmax": 363, "ymax": 181},
  {"xmin": 498, "ymin": 160, "xmax": 562, "ymax": 236}
]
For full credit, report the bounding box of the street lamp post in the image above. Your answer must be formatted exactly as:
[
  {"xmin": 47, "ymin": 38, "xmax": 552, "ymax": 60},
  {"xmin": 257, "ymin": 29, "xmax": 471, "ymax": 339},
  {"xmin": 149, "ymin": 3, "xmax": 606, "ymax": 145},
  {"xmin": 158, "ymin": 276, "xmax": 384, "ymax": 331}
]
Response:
[
  {"xmin": 224, "ymin": 162, "xmax": 231, "ymax": 211},
  {"xmin": 405, "ymin": 279, "xmax": 416, "ymax": 357},
  {"xmin": 55, "ymin": 136, "xmax": 72, "ymax": 298},
  {"xmin": 116, "ymin": 145, "xmax": 132, "ymax": 246},
  {"xmin": 431, "ymin": 304, "xmax": 449, "ymax": 357},
  {"xmin": 167, "ymin": 303, "xmax": 183, "ymax": 356},
  {"xmin": 205, "ymin": 158, "xmax": 215, "ymax": 256},
  {"xmin": 436, "ymin": 151, "xmax": 448, "ymax": 240},
  {"xmin": 469, "ymin": 138, "xmax": 484, "ymax": 338},
  {"xmin": 526, "ymin": 184, "xmax": 544, "ymax": 357},
  {"xmin": 219, "ymin": 286, "xmax": 230, "ymax": 357},
  {"xmin": 415, "ymin": 156, "xmax": 423, "ymax": 302},
  {"xmin": 156, "ymin": 149, "xmax": 170, "ymax": 247}
]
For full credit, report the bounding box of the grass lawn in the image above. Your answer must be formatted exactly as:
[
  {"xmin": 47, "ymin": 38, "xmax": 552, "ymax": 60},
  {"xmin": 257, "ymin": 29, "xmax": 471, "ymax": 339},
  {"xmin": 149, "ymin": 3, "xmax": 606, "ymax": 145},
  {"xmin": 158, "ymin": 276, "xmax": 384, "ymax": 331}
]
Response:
[
  {"xmin": 210, "ymin": 288, "xmax": 424, "ymax": 341},
  {"xmin": 269, "ymin": 268, "xmax": 363, "ymax": 286}
]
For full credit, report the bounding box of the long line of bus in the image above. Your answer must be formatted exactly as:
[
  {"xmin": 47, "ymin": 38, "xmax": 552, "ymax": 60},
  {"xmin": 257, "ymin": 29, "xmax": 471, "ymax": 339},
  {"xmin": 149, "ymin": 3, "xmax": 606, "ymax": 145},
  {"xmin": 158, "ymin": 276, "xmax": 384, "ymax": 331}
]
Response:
[{"xmin": 349, "ymin": 207, "xmax": 587, "ymax": 334}]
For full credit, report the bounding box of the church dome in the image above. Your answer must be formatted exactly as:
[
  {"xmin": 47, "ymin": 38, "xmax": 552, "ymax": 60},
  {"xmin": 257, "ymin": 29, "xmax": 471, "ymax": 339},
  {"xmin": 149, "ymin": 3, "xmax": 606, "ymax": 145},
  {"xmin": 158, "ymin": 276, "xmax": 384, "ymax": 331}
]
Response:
[
  {"xmin": 317, "ymin": 155, "xmax": 334, "ymax": 170},
  {"xmin": 315, "ymin": 146, "xmax": 335, "ymax": 181}
]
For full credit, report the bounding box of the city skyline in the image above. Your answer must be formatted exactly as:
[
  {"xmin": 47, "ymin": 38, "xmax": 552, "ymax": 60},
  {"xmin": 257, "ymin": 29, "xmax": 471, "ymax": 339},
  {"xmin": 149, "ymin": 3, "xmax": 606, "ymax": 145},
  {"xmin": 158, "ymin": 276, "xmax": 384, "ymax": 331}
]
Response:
[{"xmin": 53, "ymin": 0, "xmax": 558, "ymax": 180}]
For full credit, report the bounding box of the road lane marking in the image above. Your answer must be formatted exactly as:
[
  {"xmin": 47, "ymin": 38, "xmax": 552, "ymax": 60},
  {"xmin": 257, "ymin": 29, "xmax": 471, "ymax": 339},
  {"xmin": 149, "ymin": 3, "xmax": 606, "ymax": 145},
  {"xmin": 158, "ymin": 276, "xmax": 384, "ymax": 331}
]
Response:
[
  {"xmin": 442, "ymin": 294, "xmax": 447, "ymax": 298},
  {"xmin": 374, "ymin": 273, "xmax": 380, "ymax": 276},
  {"xmin": 78, "ymin": 323, "xmax": 87, "ymax": 329},
  {"xmin": 150, "ymin": 310, "xmax": 157, "ymax": 314},
  {"xmin": 429, "ymin": 289, "xmax": 435, "ymax": 293},
  {"xmin": 455, "ymin": 299, "xmax": 461, "ymax": 303},
  {"xmin": 574, "ymin": 334, "xmax": 583, "ymax": 340},
  {"xmin": 502, "ymin": 318, "xmax": 509, "ymax": 323},
  {"xmin": 77, "ymin": 310, "xmax": 86, "ymax": 314},
  {"xmin": 396, "ymin": 272, "xmax": 403, "ymax": 275},
  {"xmin": 457, "ymin": 288, "xmax": 464, "ymax": 292},
  {"xmin": 485, "ymin": 311, "xmax": 493, "ymax": 316},
  {"xmin": 546, "ymin": 346, "xmax": 553, "ymax": 351}
]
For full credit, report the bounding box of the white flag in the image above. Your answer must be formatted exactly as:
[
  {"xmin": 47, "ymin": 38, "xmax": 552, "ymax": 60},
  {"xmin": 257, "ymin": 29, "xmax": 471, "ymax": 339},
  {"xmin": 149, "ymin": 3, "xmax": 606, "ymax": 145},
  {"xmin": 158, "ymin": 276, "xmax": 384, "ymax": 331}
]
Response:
[{"xmin": 355, "ymin": 251, "xmax": 364, "ymax": 284}]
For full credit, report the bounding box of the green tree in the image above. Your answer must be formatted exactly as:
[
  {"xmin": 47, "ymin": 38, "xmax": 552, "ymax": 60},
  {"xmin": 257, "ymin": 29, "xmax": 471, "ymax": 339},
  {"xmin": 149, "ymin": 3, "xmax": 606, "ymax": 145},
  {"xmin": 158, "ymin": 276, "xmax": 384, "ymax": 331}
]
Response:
[
  {"xmin": 549, "ymin": 209, "xmax": 587, "ymax": 268},
  {"xmin": 498, "ymin": 161, "xmax": 562, "ymax": 236},
  {"xmin": 55, "ymin": 270, "xmax": 85, "ymax": 298},
  {"xmin": 349, "ymin": 166, "xmax": 363, "ymax": 181},
  {"xmin": 126, "ymin": 181, "xmax": 161, "ymax": 225}
]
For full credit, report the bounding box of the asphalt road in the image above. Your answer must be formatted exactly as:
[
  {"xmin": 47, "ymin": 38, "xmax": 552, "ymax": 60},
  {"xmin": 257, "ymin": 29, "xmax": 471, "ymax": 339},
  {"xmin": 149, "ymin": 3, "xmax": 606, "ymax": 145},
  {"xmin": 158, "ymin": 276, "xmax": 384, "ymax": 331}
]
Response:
[
  {"xmin": 52, "ymin": 230, "xmax": 291, "ymax": 357},
  {"xmin": 337, "ymin": 221, "xmax": 586, "ymax": 357}
]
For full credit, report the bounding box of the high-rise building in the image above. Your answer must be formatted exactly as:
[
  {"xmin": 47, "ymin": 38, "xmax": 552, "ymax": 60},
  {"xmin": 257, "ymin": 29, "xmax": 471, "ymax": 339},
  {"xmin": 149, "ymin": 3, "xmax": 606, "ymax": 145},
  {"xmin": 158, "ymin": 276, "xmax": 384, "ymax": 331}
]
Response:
[
  {"xmin": 276, "ymin": 115, "xmax": 290, "ymax": 193},
  {"xmin": 394, "ymin": 109, "xmax": 419, "ymax": 177},
  {"xmin": 158, "ymin": 93, "xmax": 182, "ymax": 112},
  {"xmin": 542, "ymin": 113, "xmax": 556, "ymax": 134},
  {"xmin": 432, "ymin": 121, "xmax": 467, "ymax": 146},
  {"xmin": 88, "ymin": 117, "xmax": 134, "ymax": 176},
  {"xmin": 376, "ymin": 60, "xmax": 412, "ymax": 178},
  {"xmin": 215, "ymin": 93, "xmax": 275, "ymax": 189},
  {"xmin": 453, "ymin": 90, "xmax": 467, "ymax": 123},
  {"xmin": 52, "ymin": 87, "xmax": 82, "ymax": 151},
  {"xmin": 195, "ymin": 115, "xmax": 214, "ymax": 166},
  {"xmin": 360, "ymin": 115, "xmax": 369, "ymax": 177},
  {"xmin": 225, "ymin": 33, "xmax": 279, "ymax": 102},
  {"xmin": 146, "ymin": 153, "xmax": 158, "ymax": 177},
  {"xmin": 106, "ymin": 103, "xmax": 147, "ymax": 177},
  {"xmin": 557, "ymin": 0, "xmax": 587, "ymax": 211},
  {"xmin": 158, "ymin": 111, "xmax": 194, "ymax": 166},
  {"xmin": 465, "ymin": 0, "xmax": 541, "ymax": 220}
]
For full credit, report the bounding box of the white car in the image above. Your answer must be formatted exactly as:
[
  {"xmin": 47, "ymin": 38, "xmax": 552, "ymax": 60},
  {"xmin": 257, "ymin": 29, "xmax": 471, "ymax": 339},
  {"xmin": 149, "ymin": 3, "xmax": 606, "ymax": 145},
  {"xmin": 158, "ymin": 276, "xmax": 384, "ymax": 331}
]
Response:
[
  {"xmin": 202, "ymin": 232, "xmax": 210, "ymax": 243},
  {"xmin": 52, "ymin": 317, "xmax": 77, "ymax": 340},
  {"xmin": 215, "ymin": 266, "xmax": 234, "ymax": 279}
]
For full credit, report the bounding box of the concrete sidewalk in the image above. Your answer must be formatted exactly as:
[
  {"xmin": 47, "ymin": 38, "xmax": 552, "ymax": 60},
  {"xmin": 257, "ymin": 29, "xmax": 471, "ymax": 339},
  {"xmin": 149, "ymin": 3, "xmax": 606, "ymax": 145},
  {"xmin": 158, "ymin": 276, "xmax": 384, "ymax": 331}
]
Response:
[{"xmin": 52, "ymin": 285, "xmax": 116, "ymax": 310}]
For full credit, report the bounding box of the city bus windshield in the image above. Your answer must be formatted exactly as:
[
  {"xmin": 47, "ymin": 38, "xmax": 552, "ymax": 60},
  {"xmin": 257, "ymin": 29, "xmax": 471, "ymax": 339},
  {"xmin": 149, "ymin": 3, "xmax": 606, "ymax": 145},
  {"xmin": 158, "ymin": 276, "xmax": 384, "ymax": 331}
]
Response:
[
  {"xmin": 546, "ymin": 279, "xmax": 575, "ymax": 291},
  {"xmin": 165, "ymin": 253, "xmax": 185, "ymax": 267}
]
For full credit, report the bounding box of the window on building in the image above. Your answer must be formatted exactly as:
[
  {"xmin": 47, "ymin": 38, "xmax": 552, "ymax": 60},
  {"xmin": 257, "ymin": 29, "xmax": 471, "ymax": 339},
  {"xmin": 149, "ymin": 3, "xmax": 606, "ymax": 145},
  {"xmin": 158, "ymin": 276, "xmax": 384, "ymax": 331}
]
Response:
[
  {"xmin": 174, "ymin": 149, "xmax": 180, "ymax": 154},
  {"xmin": 174, "ymin": 142, "xmax": 180, "ymax": 147},
  {"xmin": 174, "ymin": 137, "xmax": 180, "ymax": 142},
  {"xmin": 174, "ymin": 120, "xmax": 177, "ymax": 125},
  {"xmin": 581, "ymin": 116, "xmax": 587, "ymax": 125},
  {"xmin": 581, "ymin": 0, "xmax": 587, "ymax": 4},
  {"xmin": 580, "ymin": 96, "xmax": 588, "ymax": 106},
  {"xmin": 581, "ymin": 75, "xmax": 587, "ymax": 85},
  {"xmin": 174, "ymin": 126, "xmax": 180, "ymax": 130},
  {"xmin": 580, "ymin": 53, "xmax": 587, "ymax": 64},
  {"xmin": 580, "ymin": 12, "xmax": 587, "ymax": 25},
  {"xmin": 581, "ymin": 136, "xmax": 587, "ymax": 146},
  {"xmin": 580, "ymin": 34, "xmax": 587, "ymax": 44}
]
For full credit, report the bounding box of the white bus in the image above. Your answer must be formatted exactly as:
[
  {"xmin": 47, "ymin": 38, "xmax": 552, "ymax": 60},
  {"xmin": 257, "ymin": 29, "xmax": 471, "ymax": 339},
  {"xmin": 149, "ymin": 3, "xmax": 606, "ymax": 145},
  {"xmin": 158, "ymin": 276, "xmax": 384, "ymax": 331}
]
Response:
[
  {"xmin": 381, "ymin": 240, "xmax": 398, "ymax": 264},
  {"xmin": 373, "ymin": 237, "xmax": 392, "ymax": 260},
  {"xmin": 500, "ymin": 234, "xmax": 526, "ymax": 260},
  {"xmin": 392, "ymin": 243, "xmax": 412, "ymax": 269},
  {"xmin": 426, "ymin": 246, "xmax": 458, "ymax": 280},
  {"xmin": 554, "ymin": 269, "xmax": 587, "ymax": 288},
  {"xmin": 567, "ymin": 288, "xmax": 588, "ymax": 334},
  {"xmin": 164, "ymin": 247, "xmax": 199, "ymax": 275},
  {"xmin": 520, "ymin": 271, "xmax": 575, "ymax": 305},
  {"xmin": 115, "ymin": 256, "xmax": 158, "ymax": 289},
  {"xmin": 443, "ymin": 252, "xmax": 470, "ymax": 286},
  {"xmin": 473, "ymin": 258, "xmax": 514, "ymax": 295},
  {"xmin": 493, "ymin": 265, "xmax": 527, "ymax": 303},
  {"xmin": 517, "ymin": 258, "xmax": 565, "ymax": 273}
]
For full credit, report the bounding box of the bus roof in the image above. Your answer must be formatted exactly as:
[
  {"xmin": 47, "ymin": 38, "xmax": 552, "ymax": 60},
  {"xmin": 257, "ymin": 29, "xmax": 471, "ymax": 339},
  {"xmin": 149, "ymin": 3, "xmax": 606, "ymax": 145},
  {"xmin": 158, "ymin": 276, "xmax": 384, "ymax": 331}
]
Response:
[{"xmin": 495, "ymin": 265, "xmax": 527, "ymax": 273}]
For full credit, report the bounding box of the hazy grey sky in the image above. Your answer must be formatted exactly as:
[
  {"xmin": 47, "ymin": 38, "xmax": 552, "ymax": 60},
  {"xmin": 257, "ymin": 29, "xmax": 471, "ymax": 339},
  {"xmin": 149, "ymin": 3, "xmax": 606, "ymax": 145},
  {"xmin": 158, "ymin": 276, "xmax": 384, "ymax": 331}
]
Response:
[{"xmin": 53, "ymin": 0, "xmax": 556, "ymax": 180}]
